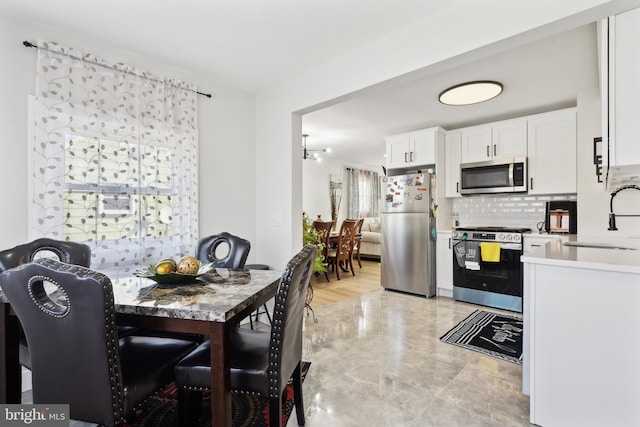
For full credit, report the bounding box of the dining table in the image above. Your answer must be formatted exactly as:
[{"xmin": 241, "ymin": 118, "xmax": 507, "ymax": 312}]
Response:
[{"xmin": 0, "ymin": 266, "xmax": 282, "ymax": 427}]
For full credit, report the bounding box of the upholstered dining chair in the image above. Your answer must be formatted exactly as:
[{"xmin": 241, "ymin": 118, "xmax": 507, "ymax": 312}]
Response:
[
  {"xmin": 174, "ymin": 244, "xmax": 317, "ymax": 427},
  {"xmin": 0, "ymin": 258, "xmax": 198, "ymax": 427},
  {"xmin": 311, "ymin": 219, "xmax": 334, "ymax": 282},
  {"xmin": 0, "ymin": 237, "xmax": 91, "ymax": 272},
  {"xmin": 196, "ymin": 232, "xmax": 251, "ymax": 269},
  {"xmin": 327, "ymin": 219, "xmax": 358, "ymax": 280},
  {"xmin": 0, "ymin": 238, "xmax": 101, "ymax": 369},
  {"xmin": 352, "ymin": 218, "xmax": 365, "ymax": 268}
]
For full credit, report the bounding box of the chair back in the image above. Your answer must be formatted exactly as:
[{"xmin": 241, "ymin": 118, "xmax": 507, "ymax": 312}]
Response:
[
  {"xmin": 311, "ymin": 220, "xmax": 333, "ymax": 259},
  {"xmin": 353, "ymin": 218, "xmax": 365, "ymax": 249},
  {"xmin": 196, "ymin": 232, "xmax": 251, "ymax": 269},
  {"xmin": 0, "ymin": 238, "xmax": 91, "ymax": 272},
  {"xmin": 336, "ymin": 219, "xmax": 358, "ymax": 260},
  {"xmin": 0, "ymin": 258, "xmax": 124, "ymax": 425},
  {"xmin": 268, "ymin": 244, "xmax": 316, "ymax": 398}
]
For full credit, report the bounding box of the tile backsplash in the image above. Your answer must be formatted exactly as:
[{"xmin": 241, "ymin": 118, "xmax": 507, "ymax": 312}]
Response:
[{"xmin": 451, "ymin": 194, "xmax": 577, "ymax": 231}]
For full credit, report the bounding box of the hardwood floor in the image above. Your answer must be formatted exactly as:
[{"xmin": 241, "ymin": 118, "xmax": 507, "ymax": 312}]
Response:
[{"xmin": 308, "ymin": 258, "xmax": 382, "ymax": 309}]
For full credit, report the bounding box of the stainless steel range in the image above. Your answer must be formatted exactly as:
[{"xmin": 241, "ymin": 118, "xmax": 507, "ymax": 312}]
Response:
[{"xmin": 451, "ymin": 226, "xmax": 530, "ymax": 313}]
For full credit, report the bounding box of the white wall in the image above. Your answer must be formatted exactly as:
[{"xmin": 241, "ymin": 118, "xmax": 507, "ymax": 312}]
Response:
[
  {"xmin": 0, "ymin": 13, "xmax": 259, "ymax": 261},
  {"xmin": 302, "ymin": 157, "xmax": 383, "ymax": 226},
  {"xmin": 255, "ymin": 0, "xmax": 640, "ymax": 269}
]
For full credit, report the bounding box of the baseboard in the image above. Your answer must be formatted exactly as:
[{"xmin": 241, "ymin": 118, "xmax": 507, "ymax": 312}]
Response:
[{"xmin": 437, "ymin": 288, "xmax": 453, "ymax": 298}]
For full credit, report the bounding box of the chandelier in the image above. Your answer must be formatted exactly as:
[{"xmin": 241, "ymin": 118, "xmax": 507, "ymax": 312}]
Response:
[{"xmin": 302, "ymin": 134, "xmax": 330, "ymax": 161}]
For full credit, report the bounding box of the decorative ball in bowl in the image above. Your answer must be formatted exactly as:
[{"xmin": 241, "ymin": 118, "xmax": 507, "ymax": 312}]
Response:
[{"xmin": 135, "ymin": 256, "xmax": 214, "ymax": 284}]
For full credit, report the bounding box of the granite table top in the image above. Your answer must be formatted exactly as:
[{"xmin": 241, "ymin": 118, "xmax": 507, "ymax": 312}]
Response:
[
  {"xmin": 0, "ymin": 267, "xmax": 283, "ymax": 323},
  {"xmin": 112, "ymin": 268, "xmax": 283, "ymax": 322}
]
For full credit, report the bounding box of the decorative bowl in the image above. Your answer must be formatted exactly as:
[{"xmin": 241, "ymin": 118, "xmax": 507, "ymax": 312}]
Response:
[{"xmin": 134, "ymin": 262, "xmax": 214, "ymax": 285}]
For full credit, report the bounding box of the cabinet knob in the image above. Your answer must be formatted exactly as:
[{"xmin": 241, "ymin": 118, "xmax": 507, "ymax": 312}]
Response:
[
  {"xmin": 530, "ymin": 177, "xmax": 534, "ymax": 190},
  {"xmin": 486, "ymin": 145, "xmax": 490, "ymax": 157},
  {"xmin": 493, "ymin": 144, "xmax": 497, "ymax": 156}
]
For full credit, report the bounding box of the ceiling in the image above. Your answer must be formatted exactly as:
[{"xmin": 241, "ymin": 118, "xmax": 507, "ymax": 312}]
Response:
[
  {"xmin": 302, "ymin": 23, "xmax": 599, "ymax": 167},
  {"xmin": 0, "ymin": 0, "xmax": 446, "ymax": 92},
  {"xmin": 0, "ymin": 1, "xmax": 600, "ymax": 168}
]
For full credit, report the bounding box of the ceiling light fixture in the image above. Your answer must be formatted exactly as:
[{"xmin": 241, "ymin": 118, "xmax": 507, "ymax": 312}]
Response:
[
  {"xmin": 438, "ymin": 81, "xmax": 503, "ymax": 106},
  {"xmin": 302, "ymin": 134, "xmax": 330, "ymax": 161}
]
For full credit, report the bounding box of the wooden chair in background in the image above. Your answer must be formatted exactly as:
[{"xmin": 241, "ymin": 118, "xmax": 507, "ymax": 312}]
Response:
[{"xmin": 327, "ymin": 219, "xmax": 358, "ymax": 280}]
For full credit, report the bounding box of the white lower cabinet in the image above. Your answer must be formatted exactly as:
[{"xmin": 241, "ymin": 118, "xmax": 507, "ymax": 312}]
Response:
[{"xmin": 436, "ymin": 231, "xmax": 453, "ymax": 297}]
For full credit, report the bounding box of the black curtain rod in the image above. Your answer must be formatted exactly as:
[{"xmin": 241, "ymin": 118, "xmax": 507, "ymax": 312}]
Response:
[{"xmin": 23, "ymin": 41, "xmax": 212, "ymax": 99}]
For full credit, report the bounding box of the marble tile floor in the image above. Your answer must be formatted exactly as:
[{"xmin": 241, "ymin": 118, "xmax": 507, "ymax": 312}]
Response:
[
  {"xmin": 295, "ymin": 289, "xmax": 531, "ymax": 427},
  {"xmin": 22, "ymin": 289, "xmax": 531, "ymax": 426}
]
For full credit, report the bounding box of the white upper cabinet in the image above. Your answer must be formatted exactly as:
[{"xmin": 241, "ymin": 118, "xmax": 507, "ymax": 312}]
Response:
[
  {"xmin": 460, "ymin": 118, "xmax": 527, "ymax": 164},
  {"xmin": 386, "ymin": 127, "xmax": 443, "ymax": 169},
  {"xmin": 386, "ymin": 133, "xmax": 412, "ymax": 168},
  {"xmin": 527, "ymin": 109, "xmax": 577, "ymax": 195},
  {"xmin": 602, "ymin": 7, "xmax": 640, "ymax": 188},
  {"xmin": 460, "ymin": 126, "xmax": 492, "ymax": 163},
  {"xmin": 445, "ymin": 131, "xmax": 462, "ymax": 198},
  {"xmin": 492, "ymin": 119, "xmax": 528, "ymax": 158}
]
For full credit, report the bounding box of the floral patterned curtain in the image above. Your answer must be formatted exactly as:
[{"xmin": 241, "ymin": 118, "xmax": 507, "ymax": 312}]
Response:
[{"xmin": 31, "ymin": 40, "xmax": 199, "ymax": 278}]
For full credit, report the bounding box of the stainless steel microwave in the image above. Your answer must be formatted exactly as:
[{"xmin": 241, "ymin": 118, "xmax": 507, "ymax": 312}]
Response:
[{"xmin": 460, "ymin": 157, "xmax": 527, "ymax": 195}]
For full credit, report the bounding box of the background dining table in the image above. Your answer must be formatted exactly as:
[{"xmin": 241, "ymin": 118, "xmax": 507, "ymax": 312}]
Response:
[{"xmin": 0, "ymin": 266, "xmax": 282, "ymax": 427}]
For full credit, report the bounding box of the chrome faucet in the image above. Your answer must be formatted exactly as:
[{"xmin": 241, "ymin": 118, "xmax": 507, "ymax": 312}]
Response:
[{"xmin": 608, "ymin": 184, "xmax": 640, "ymax": 231}]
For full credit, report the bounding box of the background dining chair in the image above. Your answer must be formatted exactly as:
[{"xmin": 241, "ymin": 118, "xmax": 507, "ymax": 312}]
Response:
[
  {"xmin": 196, "ymin": 232, "xmax": 251, "ymax": 268},
  {"xmin": 0, "ymin": 238, "xmax": 101, "ymax": 369},
  {"xmin": 352, "ymin": 218, "xmax": 365, "ymax": 268},
  {"xmin": 327, "ymin": 219, "xmax": 358, "ymax": 280},
  {"xmin": 196, "ymin": 232, "xmax": 267, "ymax": 328},
  {"xmin": 0, "ymin": 237, "xmax": 91, "ymax": 272},
  {"xmin": 174, "ymin": 244, "xmax": 317, "ymax": 427},
  {"xmin": 0, "ymin": 258, "xmax": 198, "ymax": 427},
  {"xmin": 311, "ymin": 219, "xmax": 333, "ymax": 282}
]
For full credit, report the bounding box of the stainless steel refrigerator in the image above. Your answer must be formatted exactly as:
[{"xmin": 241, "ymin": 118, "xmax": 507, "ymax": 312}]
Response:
[{"xmin": 380, "ymin": 172, "xmax": 436, "ymax": 297}]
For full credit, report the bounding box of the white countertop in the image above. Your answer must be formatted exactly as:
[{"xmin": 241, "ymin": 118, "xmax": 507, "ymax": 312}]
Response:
[{"xmin": 520, "ymin": 234, "xmax": 640, "ymax": 274}]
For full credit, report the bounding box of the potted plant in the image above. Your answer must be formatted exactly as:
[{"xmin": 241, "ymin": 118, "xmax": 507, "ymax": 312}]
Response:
[{"xmin": 302, "ymin": 213, "xmax": 327, "ymax": 274}]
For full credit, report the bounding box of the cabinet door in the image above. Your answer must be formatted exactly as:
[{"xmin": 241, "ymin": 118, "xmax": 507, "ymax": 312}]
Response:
[
  {"xmin": 527, "ymin": 109, "xmax": 577, "ymax": 195},
  {"xmin": 460, "ymin": 126, "xmax": 492, "ymax": 163},
  {"xmin": 492, "ymin": 119, "xmax": 527, "ymax": 159},
  {"xmin": 386, "ymin": 134, "xmax": 410, "ymax": 168},
  {"xmin": 445, "ymin": 131, "xmax": 462, "ymax": 198},
  {"xmin": 436, "ymin": 232, "xmax": 453, "ymax": 294},
  {"xmin": 611, "ymin": 8, "xmax": 640, "ymax": 167},
  {"xmin": 410, "ymin": 128, "xmax": 436, "ymax": 166}
]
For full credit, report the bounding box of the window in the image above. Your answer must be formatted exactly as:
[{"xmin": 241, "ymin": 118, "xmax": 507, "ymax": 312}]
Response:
[
  {"xmin": 346, "ymin": 168, "xmax": 380, "ymax": 218},
  {"xmin": 31, "ymin": 40, "xmax": 199, "ymax": 277},
  {"xmin": 63, "ymin": 135, "xmax": 174, "ymax": 241}
]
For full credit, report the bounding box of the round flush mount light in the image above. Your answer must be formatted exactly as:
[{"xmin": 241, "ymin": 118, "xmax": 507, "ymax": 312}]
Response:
[{"xmin": 438, "ymin": 81, "xmax": 503, "ymax": 106}]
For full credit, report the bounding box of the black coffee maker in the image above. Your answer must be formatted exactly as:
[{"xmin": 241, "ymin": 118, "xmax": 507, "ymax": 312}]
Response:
[{"xmin": 545, "ymin": 200, "xmax": 577, "ymax": 234}]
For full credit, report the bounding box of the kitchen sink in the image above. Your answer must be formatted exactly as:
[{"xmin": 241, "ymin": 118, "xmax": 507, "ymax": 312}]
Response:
[{"xmin": 563, "ymin": 241, "xmax": 636, "ymax": 250}]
